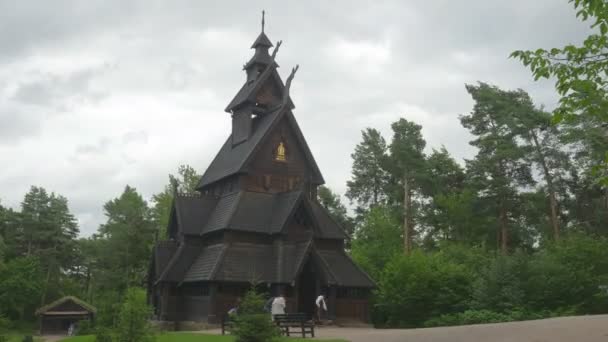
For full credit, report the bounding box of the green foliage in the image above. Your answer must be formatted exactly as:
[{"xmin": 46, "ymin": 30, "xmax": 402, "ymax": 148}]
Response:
[
  {"xmin": 470, "ymin": 253, "xmax": 527, "ymax": 312},
  {"xmin": 346, "ymin": 128, "xmax": 390, "ymax": 209},
  {"xmin": 511, "ymin": 0, "xmax": 608, "ymax": 184},
  {"xmin": 231, "ymin": 289, "xmax": 279, "ymax": 342},
  {"xmin": 0, "ymin": 257, "xmax": 42, "ymax": 321},
  {"xmin": 115, "ymin": 288, "xmax": 154, "ymax": 342},
  {"xmin": 0, "ymin": 314, "xmax": 9, "ymax": 342},
  {"xmin": 97, "ymin": 186, "xmax": 154, "ymax": 292},
  {"xmin": 151, "ymin": 165, "xmax": 201, "ymax": 239},
  {"xmin": 76, "ymin": 320, "xmax": 94, "ymax": 336},
  {"xmin": 461, "ymin": 83, "xmax": 536, "ymax": 253},
  {"xmin": 94, "ymin": 327, "xmax": 114, "ymax": 342},
  {"xmin": 351, "ymin": 205, "xmax": 401, "ymax": 280},
  {"xmin": 375, "ymin": 251, "xmax": 473, "ymax": 327}
]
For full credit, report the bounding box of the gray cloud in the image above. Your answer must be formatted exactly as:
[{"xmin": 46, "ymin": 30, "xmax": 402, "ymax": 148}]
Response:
[{"xmin": 0, "ymin": 0, "xmax": 594, "ymax": 235}]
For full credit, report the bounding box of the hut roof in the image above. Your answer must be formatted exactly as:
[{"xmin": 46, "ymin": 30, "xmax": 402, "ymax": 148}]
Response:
[{"xmin": 35, "ymin": 296, "xmax": 97, "ymax": 316}]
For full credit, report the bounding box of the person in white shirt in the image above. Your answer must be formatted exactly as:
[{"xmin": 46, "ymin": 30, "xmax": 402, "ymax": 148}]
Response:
[
  {"xmin": 315, "ymin": 294, "xmax": 327, "ymax": 322},
  {"xmin": 271, "ymin": 294, "xmax": 286, "ymax": 320}
]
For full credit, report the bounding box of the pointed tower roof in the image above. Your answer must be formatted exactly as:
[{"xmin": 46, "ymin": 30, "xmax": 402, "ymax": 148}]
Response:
[
  {"xmin": 243, "ymin": 12, "xmax": 276, "ymax": 71},
  {"xmin": 250, "ymin": 31, "xmax": 273, "ymax": 49}
]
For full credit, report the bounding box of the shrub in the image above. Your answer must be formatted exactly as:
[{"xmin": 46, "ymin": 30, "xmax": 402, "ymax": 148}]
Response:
[
  {"xmin": 231, "ymin": 288, "xmax": 279, "ymax": 342},
  {"xmin": 76, "ymin": 319, "xmax": 94, "ymax": 335},
  {"xmin": 375, "ymin": 251, "xmax": 473, "ymax": 327},
  {"xmin": 95, "ymin": 326, "xmax": 114, "ymax": 342},
  {"xmin": 424, "ymin": 309, "xmax": 516, "ymax": 327},
  {"xmin": 470, "ymin": 253, "xmax": 527, "ymax": 312},
  {"xmin": 0, "ymin": 315, "xmax": 9, "ymax": 342},
  {"xmin": 115, "ymin": 288, "xmax": 153, "ymax": 342}
]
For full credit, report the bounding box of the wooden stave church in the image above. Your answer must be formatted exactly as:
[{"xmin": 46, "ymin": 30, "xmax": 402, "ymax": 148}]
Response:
[{"xmin": 147, "ymin": 19, "xmax": 375, "ymax": 324}]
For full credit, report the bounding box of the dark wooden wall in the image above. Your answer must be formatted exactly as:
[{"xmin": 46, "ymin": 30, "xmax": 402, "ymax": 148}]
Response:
[{"xmin": 244, "ymin": 116, "xmax": 313, "ymax": 194}]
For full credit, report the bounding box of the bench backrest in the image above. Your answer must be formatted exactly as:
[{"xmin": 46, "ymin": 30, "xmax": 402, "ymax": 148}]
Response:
[{"xmin": 274, "ymin": 313, "xmax": 309, "ymax": 322}]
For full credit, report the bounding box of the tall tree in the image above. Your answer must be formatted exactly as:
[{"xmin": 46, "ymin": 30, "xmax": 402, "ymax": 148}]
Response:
[
  {"xmin": 98, "ymin": 186, "xmax": 153, "ymax": 292},
  {"xmin": 346, "ymin": 128, "xmax": 389, "ymax": 211},
  {"xmin": 460, "ymin": 83, "xmax": 535, "ymax": 254},
  {"xmin": 16, "ymin": 187, "xmax": 79, "ymax": 305},
  {"xmin": 419, "ymin": 148, "xmax": 472, "ymax": 243},
  {"xmin": 387, "ymin": 119, "xmax": 427, "ymax": 254},
  {"xmin": 151, "ymin": 165, "xmax": 201, "ymax": 239},
  {"xmin": 317, "ymin": 186, "xmax": 354, "ymax": 241},
  {"xmin": 509, "ymin": 101, "xmax": 571, "ymax": 241}
]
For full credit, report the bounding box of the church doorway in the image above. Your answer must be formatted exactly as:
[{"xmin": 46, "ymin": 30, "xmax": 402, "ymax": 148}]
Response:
[{"xmin": 297, "ymin": 259, "xmax": 319, "ymax": 318}]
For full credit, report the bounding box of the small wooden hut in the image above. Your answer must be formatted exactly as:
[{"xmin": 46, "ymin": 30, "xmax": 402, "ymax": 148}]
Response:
[{"xmin": 36, "ymin": 296, "xmax": 96, "ymax": 335}]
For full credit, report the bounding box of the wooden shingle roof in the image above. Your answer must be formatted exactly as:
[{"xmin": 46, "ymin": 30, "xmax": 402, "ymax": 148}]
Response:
[{"xmin": 171, "ymin": 190, "xmax": 345, "ymax": 239}]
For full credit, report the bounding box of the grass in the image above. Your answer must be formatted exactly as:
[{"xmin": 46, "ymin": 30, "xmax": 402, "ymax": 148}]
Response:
[
  {"xmin": 5, "ymin": 331, "xmax": 43, "ymax": 342},
  {"xmin": 60, "ymin": 332, "xmax": 347, "ymax": 342}
]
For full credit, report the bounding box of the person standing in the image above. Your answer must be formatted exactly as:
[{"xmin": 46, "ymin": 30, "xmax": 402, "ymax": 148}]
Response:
[
  {"xmin": 315, "ymin": 293, "xmax": 327, "ymax": 322},
  {"xmin": 271, "ymin": 293, "xmax": 286, "ymax": 320}
]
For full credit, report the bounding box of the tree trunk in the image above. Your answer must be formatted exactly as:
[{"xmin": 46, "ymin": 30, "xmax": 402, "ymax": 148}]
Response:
[
  {"xmin": 40, "ymin": 263, "xmax": 52, "ymax": 307},
  {"xmin": 499, "ymin": 201, "xmax": 508, "ymax": 255},
  {"xmin": 403, "ymin": 174, "xmax": 411, "ymax": 255},
  {"xmin": 530, "ymin": 130, "xmax": 560, "ymax": 240}
]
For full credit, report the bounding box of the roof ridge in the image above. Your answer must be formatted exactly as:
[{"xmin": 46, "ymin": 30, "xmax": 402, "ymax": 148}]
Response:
[
  {"xmin": 335, "ymin": 249, "xmax": 376, "ymax": 287},
  {"xmin": 313, "ymin": 248, "xmax": 339, "ymax": 286},
  {"xmin": 209, "ymin": 244, "xmax": 229, "ymax": 281},
  {"xmin": 224, "ymin": 191, "xmax": 244, "ymax": 230},
  {"xmin": 310, "ymin": 199, "xmax": 348, "ymax": 239},
  {"xmin": 155, "ymin": 243, "xmax": 185, "ymax": 284},
  {"xmin": 36, "ymin": 296, "xmax": 96, "ymax": 315}
]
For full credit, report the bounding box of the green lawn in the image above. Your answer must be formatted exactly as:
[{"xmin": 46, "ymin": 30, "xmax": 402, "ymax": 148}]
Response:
[
  {"xmin": 60, "ymin": 332, "xmax": 347, "ymax": 342},
  {"xmin": 6, "ymin": 332, "xmax": 43, "ymax": 342}
]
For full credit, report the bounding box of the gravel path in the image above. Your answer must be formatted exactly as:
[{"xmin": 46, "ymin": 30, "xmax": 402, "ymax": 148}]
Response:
[{"xmin": 311, "ymin": 315, "xmax": 608, "ymax": 342}]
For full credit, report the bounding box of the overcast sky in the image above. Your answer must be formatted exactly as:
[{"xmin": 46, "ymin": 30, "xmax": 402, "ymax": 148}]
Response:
[{"xmin": 0, "ymin": 1, "xmax": 593, "ymax": 236}]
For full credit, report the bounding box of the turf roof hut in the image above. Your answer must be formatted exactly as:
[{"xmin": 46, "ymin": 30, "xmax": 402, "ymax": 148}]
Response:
[
  {"xmin": 36, "ymin": 296, "xmax": 96, "ymax": 335},
  {"xmin": 148, "ymin": 15, "xmax": 375, "ymax": 324}
]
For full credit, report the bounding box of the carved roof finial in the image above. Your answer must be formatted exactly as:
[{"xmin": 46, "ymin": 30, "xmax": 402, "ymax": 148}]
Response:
[
  {"xmin": 283, "ymin": 64, "xmax": 299, "ymax": 107},
  {"xmin": 262, "ymin": 10, "xmax": 266, "ymax": 33}
]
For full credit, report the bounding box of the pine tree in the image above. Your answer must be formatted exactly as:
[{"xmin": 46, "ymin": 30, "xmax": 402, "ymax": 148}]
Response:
[
  {"xmin": 387, "ymin": 119, "xmax": 427, "ymax": 254},
  {"xmin": 346, "ymin": 128, "xmax": 390, "ymax": 210},
  {"xmin": 460, "ymin": 83, "xmax": 534, "ymax": 254}
]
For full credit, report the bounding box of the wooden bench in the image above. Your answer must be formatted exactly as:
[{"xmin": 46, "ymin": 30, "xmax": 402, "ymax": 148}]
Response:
[
  {"xmin": 274, "ymin": 313, "xmax": 315, "ymax": 338},
  {"xmin": 221, "ymin": 314, "xmax": 234, "ymax": 335}
]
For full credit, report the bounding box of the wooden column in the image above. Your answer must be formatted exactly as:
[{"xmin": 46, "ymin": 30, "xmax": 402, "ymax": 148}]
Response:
[
  {"xmin": 207, "ymin": 284, "xmax": 218, "ymax": 324},
  {"xmin": 328, "ymin": 286, "xmax": 337, "ymax": 320},
  {"xmin": 160, "ymin": 285, "xmax": 170, "ymax": 321}
]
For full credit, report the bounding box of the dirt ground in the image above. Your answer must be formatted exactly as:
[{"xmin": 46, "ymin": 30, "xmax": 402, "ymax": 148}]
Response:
[{"xmin": 311, "ymin": 314, "xmax": 608, "ymax": 342}]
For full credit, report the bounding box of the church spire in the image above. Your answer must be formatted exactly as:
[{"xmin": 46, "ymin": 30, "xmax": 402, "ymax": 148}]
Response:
[{"xmin": 244, "ymin": 11, "xmax": 275, "ymax": 75}]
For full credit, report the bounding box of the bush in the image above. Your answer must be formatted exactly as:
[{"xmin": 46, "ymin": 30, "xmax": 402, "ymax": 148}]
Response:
[
  {"xmin": 0, "ymin": 315, "xmax": 9, "ymax": 342},
  {"xmin": 115, "ymin": 288, "xmax": 154, "ymax": 342},
  {"xmin": 94, "ymin": 326, "xmax": 114, "ymax": 342},
  {"xmin": 424, "ymin": 309, "xmax": 528, "ymax": 327},
  {"xmin": 375, "ymin": 251, "xmax": 473, "ymax": 327},
  {"xmin": 76, "ymin": 319, "xmax": 94, "ymax": 335},
  {"xmin": 231, "ymin": 288, "xmax": 279, "ymax": 342},
  {"xmin": 470, "ymin": 253, "xmax": 527, "ymax": 312}
]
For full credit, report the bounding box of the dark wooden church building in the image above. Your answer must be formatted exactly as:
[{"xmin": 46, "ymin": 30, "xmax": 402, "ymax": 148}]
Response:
[{"xmin": 148, "ymin": 18, "xmax": 374, "ymax": 324}]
